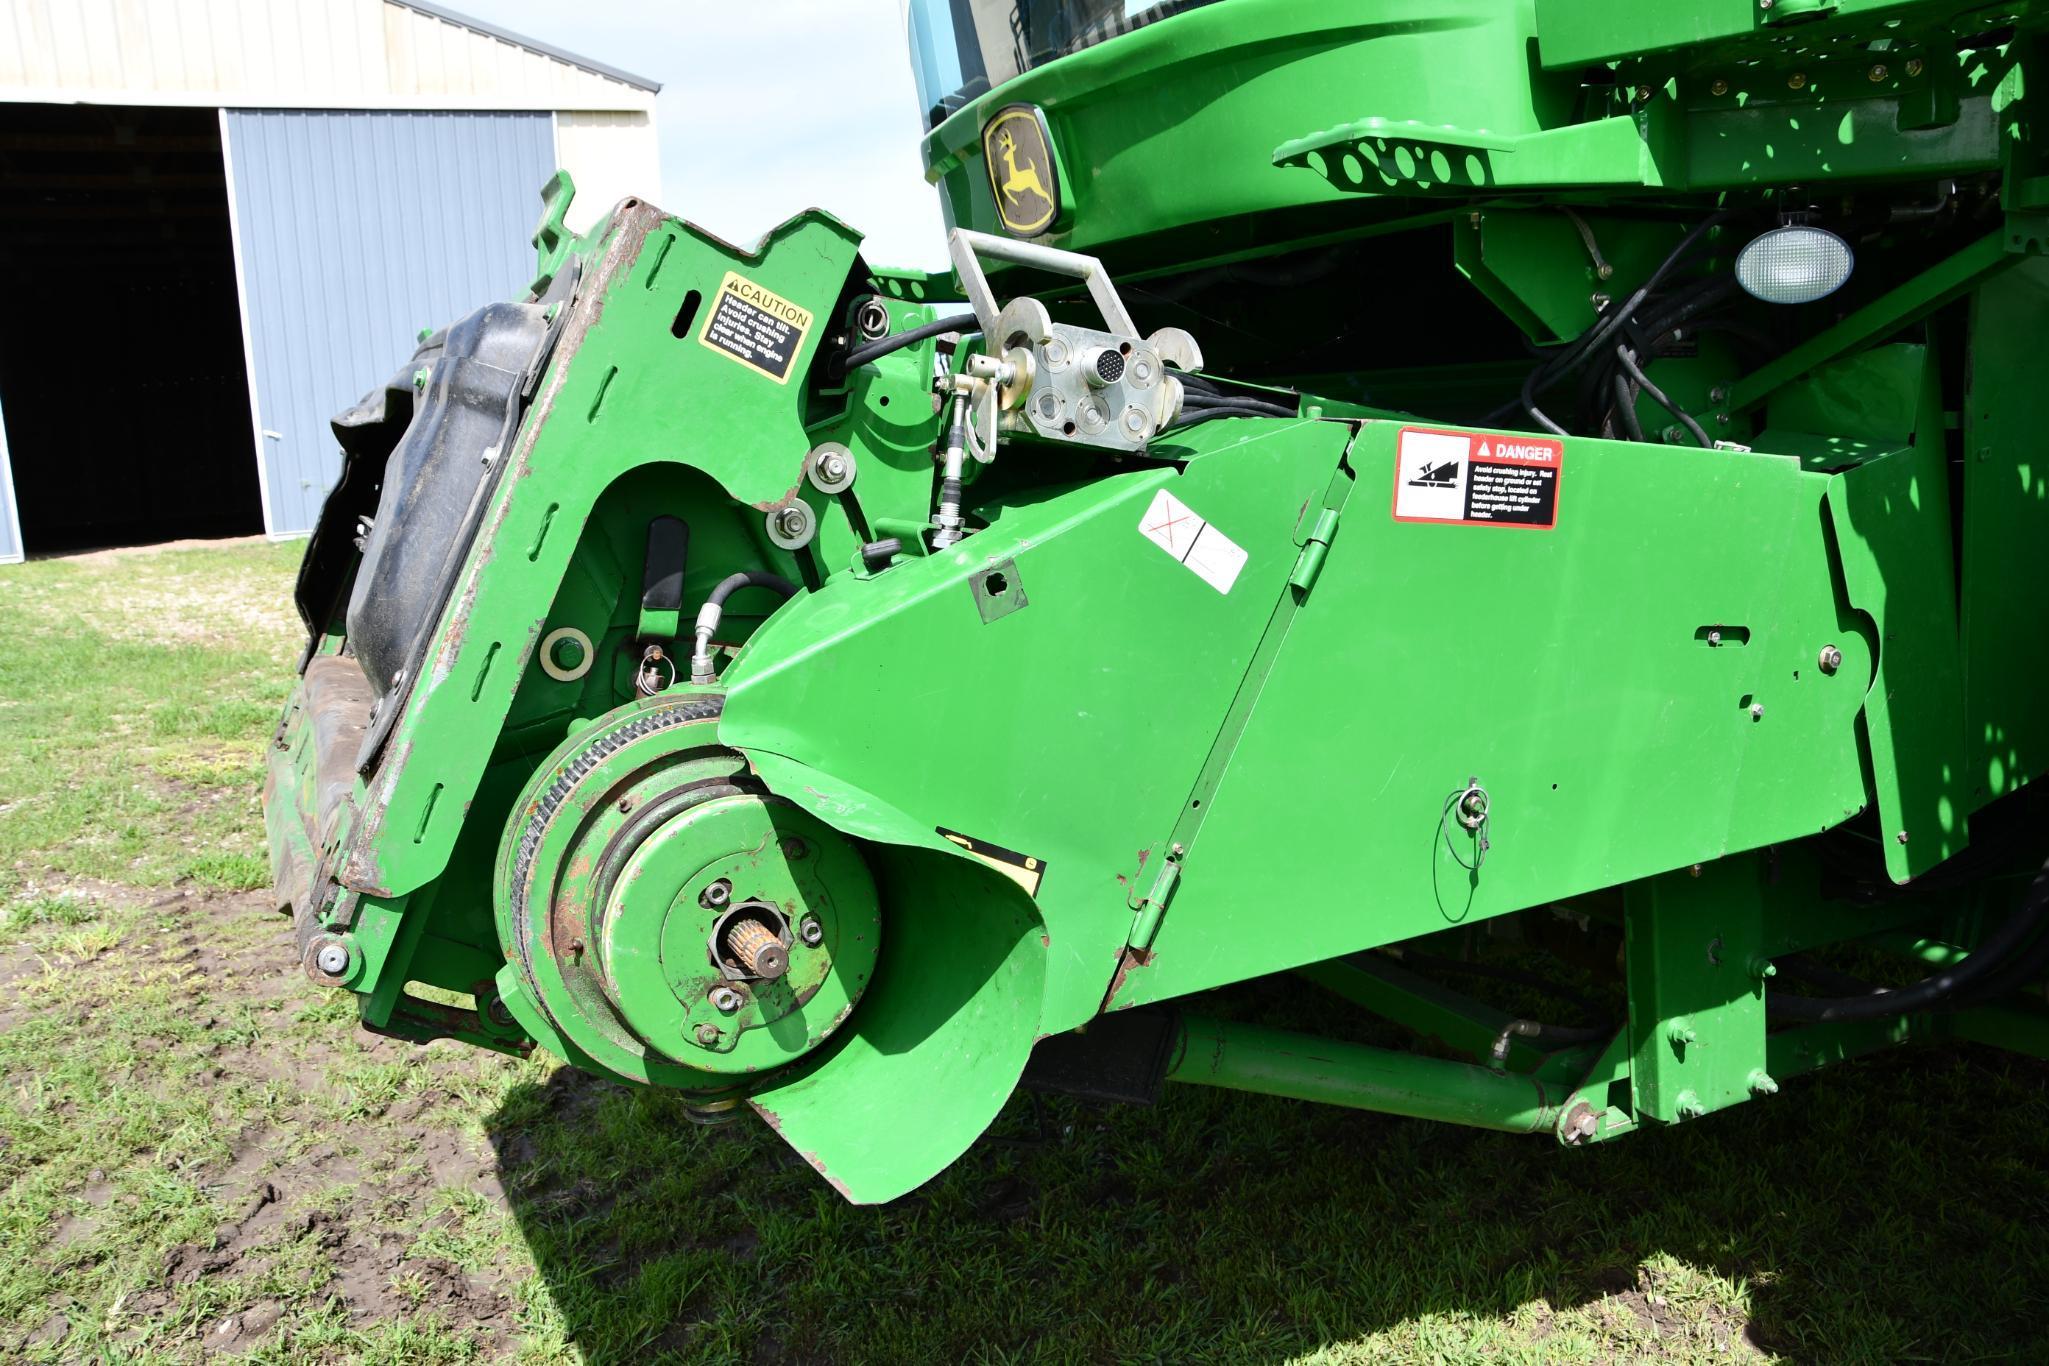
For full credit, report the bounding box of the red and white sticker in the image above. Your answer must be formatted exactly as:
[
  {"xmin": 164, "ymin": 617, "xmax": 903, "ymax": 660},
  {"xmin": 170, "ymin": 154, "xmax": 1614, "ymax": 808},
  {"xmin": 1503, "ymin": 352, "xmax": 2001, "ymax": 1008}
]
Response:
[
  {"xmin": 1139, "ymin": 489, "xmax": 1248, "ymax": 594},
  {"xmin": 1391, "ymin": 427, "xmax": 1563, "ymax": 529}
]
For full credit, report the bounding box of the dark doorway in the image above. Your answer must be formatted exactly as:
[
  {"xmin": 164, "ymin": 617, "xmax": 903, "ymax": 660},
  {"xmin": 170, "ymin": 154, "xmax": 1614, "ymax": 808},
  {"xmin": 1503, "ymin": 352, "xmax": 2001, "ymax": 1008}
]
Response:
[{"xmin": 0, "ymin": 103, "xmax": 264, "ymax": 554}]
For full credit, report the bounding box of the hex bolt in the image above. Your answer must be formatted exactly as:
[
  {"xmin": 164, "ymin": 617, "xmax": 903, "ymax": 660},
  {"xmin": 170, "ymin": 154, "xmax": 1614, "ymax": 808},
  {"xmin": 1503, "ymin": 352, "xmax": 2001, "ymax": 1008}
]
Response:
[
  {"xmin": 1707, "ymin": 629, "xmax": 1723, "ymax": 647},
  {"xmin": 1675, "ymin": 1091, "xmax": 1706, "ymax": 1121},
  {"xmin": 781, "ymin": 836, "xmax": 809, "ymax": 860},
  {"xmin": 1709, "ymin": 78, "xmax": 1730, "ymax": 96},
  {"xmin": 1905, "ymin": 57, "xmax": 1925, "ymax": 78},
  {"xmin": 695, "ymin": 1023, "xmax": 722, "ymax": 1046},
  {"xmin": 1869, "ymin": 63, "xmax": 1890, "ymax": 82},
  {"xmin": 484, "ymin": 996, "xmax": 517, "ymax": 1028},
  {"xmin": 699, "ymin": 878, "xmax": 732, "ymax": 910},
  {"xmin": 1748, "ymin": 1069, "xmax": 1781, "ymax": 1097},
  {"xmin": 1667, "ymin": 1019, "xmax": 1698, "ymax": 1047},
  {"xmin": 777, "ymin": 508, "xmax": 807, "ymax": 538},
  {"xmin": 1896, "ymin": 830, "xmax": 1911, "ymax": 845},
  {"xmin": 1750, "ymin": 956, "xmax": 1778, "ymax": 981},
  {"xmin": 1750, "ymin": 703, "xmax": 1765, "ymax": 721},
  {"xmin": 799, "ymin": 915, "xmax": 824, "ymax": 947},
  {"xmin": 1818, "ymin": 644, "xmax": 1843, "ymax": 674},
  {"xmin": 314, "ymin": 941, "xmax": 351, "ymax": 977},
  {"xmin": 710, "ymin": 986, "xmax": 743, "ymax": 1014},
  {"xmin": 817, "ymin": 453, "xmax": 848, "ymax": 485},
  {"xmin": 1788, "ymin": 72, "xmax": 1808, "ymax": 90}
]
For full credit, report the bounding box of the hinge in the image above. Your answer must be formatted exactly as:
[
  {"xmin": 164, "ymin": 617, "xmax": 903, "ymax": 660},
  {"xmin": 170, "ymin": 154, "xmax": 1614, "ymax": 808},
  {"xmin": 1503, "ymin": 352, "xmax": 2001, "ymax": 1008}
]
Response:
[
  {"xmin": 1126, "ymin": 842, "xmax": 1185, "ymax": 951},
  {"xmin": 1288, "ymin": 507, "xmax": 1341, "ymax": 594}
]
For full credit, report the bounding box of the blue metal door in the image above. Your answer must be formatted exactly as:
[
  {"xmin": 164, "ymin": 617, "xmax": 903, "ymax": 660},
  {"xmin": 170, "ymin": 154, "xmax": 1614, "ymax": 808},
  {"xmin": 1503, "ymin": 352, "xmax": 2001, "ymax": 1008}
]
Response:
[{"xmin": 224, "ymin": 109, "xmax": 556, "ymax": 536}]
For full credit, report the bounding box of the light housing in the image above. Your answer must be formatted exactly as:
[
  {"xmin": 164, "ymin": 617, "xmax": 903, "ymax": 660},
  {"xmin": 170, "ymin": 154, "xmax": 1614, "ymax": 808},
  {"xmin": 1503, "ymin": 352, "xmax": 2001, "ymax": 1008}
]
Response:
[{"xmin": 1736, "ymin": 224, "xmax": 1855, "ymax": 304}]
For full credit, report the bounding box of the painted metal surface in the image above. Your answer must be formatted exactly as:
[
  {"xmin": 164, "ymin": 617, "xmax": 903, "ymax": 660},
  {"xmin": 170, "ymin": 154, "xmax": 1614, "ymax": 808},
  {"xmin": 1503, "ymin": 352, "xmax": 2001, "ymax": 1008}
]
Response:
[
  {"xmin": 224, "ymin": 108, "xmax": 554, "ymax": 535},
  {"xmin": 252, "ymin": 1, "xmax": 2049, "ymax": 1205},
  {"xmin": 0, "ymin": 0, "xmax": 654, "ymax": 110},
  {"xmin": 553, "ymin": 111, "xmax": 662, "ymax": 234},
  {"xmin": 0, "ymin": 391, "xmax": 22, "ymax": 564}
]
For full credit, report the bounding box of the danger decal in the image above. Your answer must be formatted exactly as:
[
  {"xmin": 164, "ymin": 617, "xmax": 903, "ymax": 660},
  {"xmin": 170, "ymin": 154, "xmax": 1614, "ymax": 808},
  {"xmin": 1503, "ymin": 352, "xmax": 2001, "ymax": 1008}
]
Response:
[{"xmin": 1391, "ymin": 427, "xmax": 1563, "ymax": 529}]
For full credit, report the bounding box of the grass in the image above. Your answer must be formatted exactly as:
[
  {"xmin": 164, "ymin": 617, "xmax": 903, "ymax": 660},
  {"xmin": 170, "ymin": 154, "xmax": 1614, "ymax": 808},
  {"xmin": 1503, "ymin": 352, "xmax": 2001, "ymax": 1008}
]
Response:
[{"xmin": 1, "ymin": 538, "xmax": 2047, "ymax": 1363}]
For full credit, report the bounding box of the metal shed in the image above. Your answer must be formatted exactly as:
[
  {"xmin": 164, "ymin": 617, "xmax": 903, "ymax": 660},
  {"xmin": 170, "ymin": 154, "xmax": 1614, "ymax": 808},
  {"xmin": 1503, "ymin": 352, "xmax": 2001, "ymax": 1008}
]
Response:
[{"xmin": 0, "ymin": 0, "xmax": 661, "ymax": 561}]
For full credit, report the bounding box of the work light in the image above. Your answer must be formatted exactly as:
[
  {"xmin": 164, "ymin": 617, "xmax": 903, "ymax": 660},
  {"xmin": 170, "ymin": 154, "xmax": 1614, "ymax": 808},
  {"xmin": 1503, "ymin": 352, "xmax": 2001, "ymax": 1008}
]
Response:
[{"xmin": 1736, "ymin": 224, "xmax": 1855, "ymax": 304}]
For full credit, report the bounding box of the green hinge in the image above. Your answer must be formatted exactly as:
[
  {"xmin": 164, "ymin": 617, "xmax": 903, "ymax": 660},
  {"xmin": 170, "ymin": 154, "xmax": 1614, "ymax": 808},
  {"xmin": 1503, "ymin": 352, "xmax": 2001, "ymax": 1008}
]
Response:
[{"xmin": 1289, "ymin": 508, "xmax": 1341, "ymax": 594}]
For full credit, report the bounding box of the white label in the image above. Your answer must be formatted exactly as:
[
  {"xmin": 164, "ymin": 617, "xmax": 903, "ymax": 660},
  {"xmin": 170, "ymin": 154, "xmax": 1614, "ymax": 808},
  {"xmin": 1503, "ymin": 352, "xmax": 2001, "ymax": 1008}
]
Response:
[
  {"xmin": 1139, "ymin": 489, "xmax": 1246, "ymax": 594},
  {"xmin": 1393, "ymin": 428, "xmax": 1470, "ymax": 522}
]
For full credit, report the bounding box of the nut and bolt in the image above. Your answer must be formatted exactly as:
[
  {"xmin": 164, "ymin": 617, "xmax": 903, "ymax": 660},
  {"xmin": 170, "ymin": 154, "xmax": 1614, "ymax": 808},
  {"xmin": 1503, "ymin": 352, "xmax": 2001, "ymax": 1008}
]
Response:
[
  {"xmin": 1905, "ymin": 57, "xmax": 1924, "ymax": 78},
  {"xmin": 314, "ymin": 941, "xmax": 351, "ymax": 976},
  {"xmin": 1707, "ymin": 629, "xmax": 1723, "ymax": 647},
  {"xmin": 798, "ymin": 915, "xmax": 824, "ymax": 947},
  {"xmin": 1748, "ymin": 1069, "xmax": 1781, "ymax": 1097},
  {"xmin": 695, "ymin": 1023, "xmax": 722, "ymax": 1046},
  {"xmin": 1590, "ymin": 291, "xmax": 1612, "ymax": 311},
  {"xmin": 1869, "ymin": 63, "xmax": 1890, "ymax": 83},
  {"xmin": 700, "ymin": 878, "xmax": 732, "ymax": 910},
  {"xmin": 1896, "ymin": 830, "xmax": 1911, "ymax": 845},
  {"xmin": 817, "ymin": 453, "xmax": 849, "ymax": 484},
  {"xmin": 1750, "ymin": 956, "xmax": 1778, "ymax": 981},
  {"xmin": 1675, "ymin": 1091, "xmax": 1707, "ymax": 1121},
  {"xmin": 710, "ymin": 986, "xmax": 743, "ymax": 1014},
  {"xmin": 1750, "ymin": 702, "xmax": 1765, "ymax": 720},
  {"xmin": 1788, "ymin": 72, "xmax": 1808, "ymax": 90},
  {"xmin": 485, "ymin": 996, "xmax": 517, "ymax": 1028},
  {"xmin": 776, "ymin": 507, "xmax": 808, "ymax": 538},
  {"xmin": 1668, "ymin": 1020, "xmax": 1699, "ymax": 1047},
  {"xmin": 1710, "ymin": 78, "xmax": 1730, "ymax": 96},
  {"xmin": 1633, "ymin": 85, "xmax": 1653, "ymax": 102},
  {"xmin": 1818, "ymin": 644, "xmax": 1843, "ymax": 674},
  {"xmin": 781, "ymin": 836, "xmax": 809, "ymax": 860},
  {"xmin": 1559, "ymin": 1102, "xmax": 1600, "ymax": 1145}
]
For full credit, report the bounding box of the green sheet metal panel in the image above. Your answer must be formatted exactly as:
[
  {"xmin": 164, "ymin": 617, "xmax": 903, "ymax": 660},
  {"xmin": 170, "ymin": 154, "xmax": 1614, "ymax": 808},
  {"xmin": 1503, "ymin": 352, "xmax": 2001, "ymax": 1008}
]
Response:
[
  {"xmin": 1961, "ymin": 257, "xmax": 2049, "ymax": 807},
  {"xmin": 1112, "ymin": 421, "xmax": 1873, "ymax": 1010}
]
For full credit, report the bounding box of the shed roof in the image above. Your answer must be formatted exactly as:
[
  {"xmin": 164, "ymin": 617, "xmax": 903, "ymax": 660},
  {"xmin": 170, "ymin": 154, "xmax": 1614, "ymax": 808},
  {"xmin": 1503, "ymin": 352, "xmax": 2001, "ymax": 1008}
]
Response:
[{"xmin": 0, "ymin": 0, "xmax": 660, "ymax": 113}]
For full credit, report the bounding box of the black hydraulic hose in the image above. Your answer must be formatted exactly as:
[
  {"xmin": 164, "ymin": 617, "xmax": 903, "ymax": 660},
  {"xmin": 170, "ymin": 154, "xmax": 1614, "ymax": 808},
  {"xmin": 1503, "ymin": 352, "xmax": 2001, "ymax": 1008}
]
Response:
[
  {"xmin": 1615, "ymin": 346, "xmax": 1712, "ymax": 448},
  {"xmin": 1768, "ymin": 851, "xmax": 2049, "ymax": 1022},
  {"xmin": 1180, "ymin": 392, "xmax": 1298, "ymax": 418},
  {"xmin": 836, "ymin": 312, "xmax": 979, "ymax": 374},
  {"xmin": 705, "ymin": 570, "xmax": 798, "ymax": 610}
]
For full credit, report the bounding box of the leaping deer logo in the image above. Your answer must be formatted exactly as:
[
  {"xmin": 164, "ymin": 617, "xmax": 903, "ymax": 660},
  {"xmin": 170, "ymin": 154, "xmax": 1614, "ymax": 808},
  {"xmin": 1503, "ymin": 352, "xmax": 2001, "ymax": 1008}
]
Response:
[
  {"xmin": 995, "ymin": 128, "xmax": 1051, "ymax": 217},
  {"xmin": 986, "ymin": 118, "xmax": 1056, "ymax": 232}
]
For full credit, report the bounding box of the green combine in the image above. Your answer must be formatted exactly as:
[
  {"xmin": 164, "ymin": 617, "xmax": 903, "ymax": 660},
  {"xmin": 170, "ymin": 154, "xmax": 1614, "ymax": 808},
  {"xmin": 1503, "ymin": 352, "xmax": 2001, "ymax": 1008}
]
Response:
[{"xmin": 265, "ymin": 0, "xmax": 2049, "ymax": 1202}]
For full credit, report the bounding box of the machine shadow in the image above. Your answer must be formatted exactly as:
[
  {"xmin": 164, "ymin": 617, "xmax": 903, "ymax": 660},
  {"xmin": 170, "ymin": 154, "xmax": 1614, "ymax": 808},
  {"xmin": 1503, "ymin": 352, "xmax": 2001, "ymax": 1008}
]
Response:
[{"xmin": 485, "ymin": 1021, "xmax": 2049, "ymax": 1362}]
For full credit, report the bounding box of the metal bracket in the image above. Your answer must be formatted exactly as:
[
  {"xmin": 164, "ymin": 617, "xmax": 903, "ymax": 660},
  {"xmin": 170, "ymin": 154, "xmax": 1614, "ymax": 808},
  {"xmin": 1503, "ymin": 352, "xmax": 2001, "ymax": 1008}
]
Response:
[{"xmin": 949, "ymin": 229, "xmax": 1139, "ymax": 341}]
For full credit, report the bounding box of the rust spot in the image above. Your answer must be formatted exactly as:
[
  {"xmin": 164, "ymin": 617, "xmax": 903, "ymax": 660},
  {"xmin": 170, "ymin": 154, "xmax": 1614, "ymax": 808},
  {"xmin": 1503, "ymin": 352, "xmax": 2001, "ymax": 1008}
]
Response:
[{"xmin": 1104, "ymin": 945, "xmax": 1154, "ymax": 1006}]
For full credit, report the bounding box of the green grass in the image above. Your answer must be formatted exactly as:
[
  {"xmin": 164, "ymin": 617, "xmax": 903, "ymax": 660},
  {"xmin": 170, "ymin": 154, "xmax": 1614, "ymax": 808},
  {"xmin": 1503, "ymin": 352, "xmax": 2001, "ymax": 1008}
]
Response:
[{"xmin": 1, "ymin": 540, "xmax": 2047, "ymax": 1363}]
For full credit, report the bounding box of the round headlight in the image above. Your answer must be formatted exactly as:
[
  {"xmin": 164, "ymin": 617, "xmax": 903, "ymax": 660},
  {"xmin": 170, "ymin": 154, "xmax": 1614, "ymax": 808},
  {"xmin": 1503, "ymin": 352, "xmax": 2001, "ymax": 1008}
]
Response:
[{"xmin": 1736, "ymin": 225, "xmax": 1855, "ymax": 305}]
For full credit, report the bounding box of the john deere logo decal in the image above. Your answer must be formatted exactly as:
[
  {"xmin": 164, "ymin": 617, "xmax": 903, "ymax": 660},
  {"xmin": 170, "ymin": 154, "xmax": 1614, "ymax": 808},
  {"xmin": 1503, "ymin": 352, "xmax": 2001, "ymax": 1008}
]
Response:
[{"xmin": 983, "ymin": 105, "xmax": 1059, "ymax": 236}]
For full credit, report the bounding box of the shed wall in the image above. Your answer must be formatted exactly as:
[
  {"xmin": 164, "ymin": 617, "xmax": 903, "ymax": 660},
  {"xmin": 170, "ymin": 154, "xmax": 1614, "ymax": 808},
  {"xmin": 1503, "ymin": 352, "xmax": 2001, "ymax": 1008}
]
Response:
[{"xmin": 223, "ymin": 107, "xmax": 555, "ymax": 535}]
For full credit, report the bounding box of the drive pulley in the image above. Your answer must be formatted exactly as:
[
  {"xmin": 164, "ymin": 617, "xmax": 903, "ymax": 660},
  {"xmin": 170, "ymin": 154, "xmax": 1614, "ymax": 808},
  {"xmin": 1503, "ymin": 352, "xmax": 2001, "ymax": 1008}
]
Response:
[{"xmin": 495, "ymin": 696, "xmax": 880, "ymax": 1088}]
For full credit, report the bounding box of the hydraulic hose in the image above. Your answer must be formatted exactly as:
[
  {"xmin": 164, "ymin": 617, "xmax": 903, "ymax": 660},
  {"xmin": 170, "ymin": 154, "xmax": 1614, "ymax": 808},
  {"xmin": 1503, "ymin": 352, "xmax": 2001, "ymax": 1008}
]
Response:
[
  {"xmin": 1768, "ymin": 851, "xmax": 2049, "ymax": 1022},
  {"xmin": 688, "ymin": 571, "xmax": 799, "ymax": 684},
  {"xmin": 836, "ymin": 312, "xmax": 979, "ymax": 375}
]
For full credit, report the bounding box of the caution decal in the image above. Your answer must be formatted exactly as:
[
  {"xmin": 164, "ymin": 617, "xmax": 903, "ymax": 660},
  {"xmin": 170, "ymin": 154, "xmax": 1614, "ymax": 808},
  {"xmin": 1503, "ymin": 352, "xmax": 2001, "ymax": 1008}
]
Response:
[
  {"xmin": 698, "ymin": 271, "xmax": 813, "ymax": 383},
  {"xmin": 1391, "ymin": 427, "xmax": 1563, "ymax": 529}
]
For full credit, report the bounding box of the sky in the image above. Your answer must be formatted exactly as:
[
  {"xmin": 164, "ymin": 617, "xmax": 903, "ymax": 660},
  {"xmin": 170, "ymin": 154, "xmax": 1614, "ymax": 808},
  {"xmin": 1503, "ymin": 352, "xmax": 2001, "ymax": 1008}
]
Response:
[{"xmin": 455, "ymin": 0, "xmax": 951, "ymax": 269}]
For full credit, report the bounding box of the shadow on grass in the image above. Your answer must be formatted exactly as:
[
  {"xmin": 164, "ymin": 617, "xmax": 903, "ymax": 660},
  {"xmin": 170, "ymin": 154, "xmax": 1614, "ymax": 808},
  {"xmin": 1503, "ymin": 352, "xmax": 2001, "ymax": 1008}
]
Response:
[{"xmin": 487, "ymin": 1018, "xmax": 2049, "ymax": 1364}]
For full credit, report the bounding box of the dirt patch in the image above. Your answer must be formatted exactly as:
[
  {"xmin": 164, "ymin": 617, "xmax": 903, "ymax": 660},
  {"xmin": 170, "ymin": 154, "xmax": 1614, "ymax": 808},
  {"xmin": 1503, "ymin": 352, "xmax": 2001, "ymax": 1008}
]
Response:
[{"xmin": 0, "ymin": 885, "xmax": 521, "ymax": 1357}]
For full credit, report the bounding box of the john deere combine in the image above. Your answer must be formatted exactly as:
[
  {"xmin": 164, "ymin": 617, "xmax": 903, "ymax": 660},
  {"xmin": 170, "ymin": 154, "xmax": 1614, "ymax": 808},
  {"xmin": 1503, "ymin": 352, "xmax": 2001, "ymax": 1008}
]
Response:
[{"xmin": 267, "ymin": 0, "xmax": 2049, "ymax": 1201}]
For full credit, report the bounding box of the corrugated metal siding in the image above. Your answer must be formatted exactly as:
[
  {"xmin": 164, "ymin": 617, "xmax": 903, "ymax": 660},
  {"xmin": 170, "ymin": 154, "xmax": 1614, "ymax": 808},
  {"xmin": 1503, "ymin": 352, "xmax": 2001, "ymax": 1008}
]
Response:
[
  {"xmin": 554, "ymin": 110, "xmax": 661, "ymax": 232},
  {"xmin": 224, "ymin": 108, "xmax": 555, "ymax": 535},
  {"xmin": 0, "ymin": 396, "xmax": 22, "ymax": 563},
  {"xmin": 0, "ymin": 0, "xmax": 653, "ymax": 110}
]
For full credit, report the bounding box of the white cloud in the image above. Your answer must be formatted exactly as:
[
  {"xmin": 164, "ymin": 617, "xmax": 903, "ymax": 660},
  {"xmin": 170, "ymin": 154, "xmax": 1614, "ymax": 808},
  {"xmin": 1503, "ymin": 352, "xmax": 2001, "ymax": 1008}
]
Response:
[{"xmin": 449, "ymin": 0, "xmax": 949, "ymax": 267}]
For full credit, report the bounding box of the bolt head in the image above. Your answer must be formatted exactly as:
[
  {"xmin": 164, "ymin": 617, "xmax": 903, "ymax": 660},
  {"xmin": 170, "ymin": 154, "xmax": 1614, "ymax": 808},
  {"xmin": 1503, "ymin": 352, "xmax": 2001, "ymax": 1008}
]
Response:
[
  {"xmin": 1707, "ymin": 629, "xmax": 1723, "ymax": 646},
  {"xmin": 1789, "ymin": 72, "xmax": 1807, "ymax": 90},
  {"xmin": 1896, "ymin": 830, "xmax": 1910, "ymax": 845},
  {"xmin": 700, "ymin": 879, "xmax": 732, "ymax": 909},
  {"xmin": 819, "ymin": 454, "xmax": 847, "ymax": 481},
  {"xmin": 1905, "ymin": 57, "xmax": 1925, "ymax": 78},
  {"xmin": 1750, "ymin": 703, "xmax": 1765, "ymax": 720},
  {"xmin": 1818, "ymin": 644, "xmax": 1843, "ymax": 673},
  {"xmin": 314, "ymin": 942, "xmax": 350, "ymax": 976},
  {"xmin": 695, "ymin": 1023, "xmax": 722, "ymax": 1046},
  {"xmin": 1869, "ymin": 63, "xmax": 1890, "ymax": 82},
  {"xmin": 799, "ymin": 916, "xmax": 824, "ymax": 947},
  {"xmin": 710, "ymin": 987, "xmax": 742, "ymax": 1014},
  {"xmin": 1710, "ymin": 78, "xmax": 1730, "ymax": 96}
]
